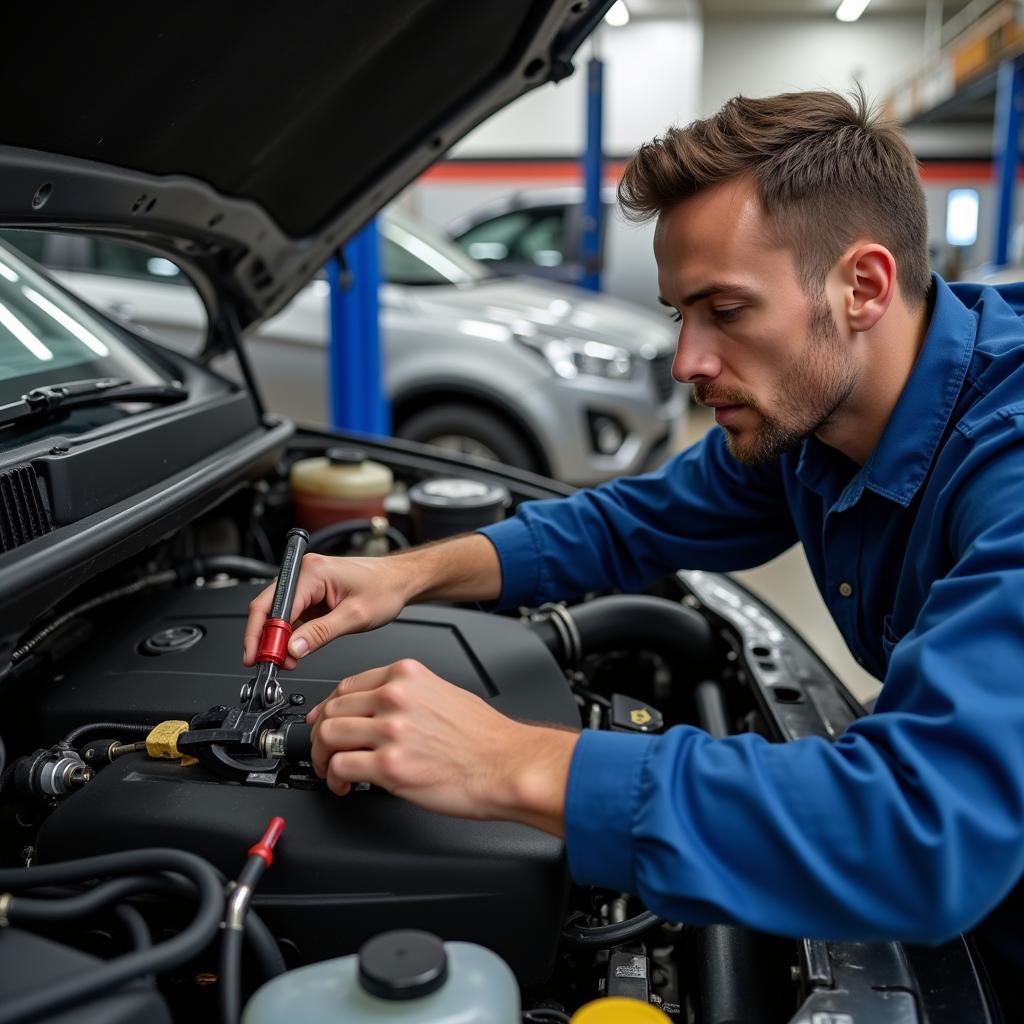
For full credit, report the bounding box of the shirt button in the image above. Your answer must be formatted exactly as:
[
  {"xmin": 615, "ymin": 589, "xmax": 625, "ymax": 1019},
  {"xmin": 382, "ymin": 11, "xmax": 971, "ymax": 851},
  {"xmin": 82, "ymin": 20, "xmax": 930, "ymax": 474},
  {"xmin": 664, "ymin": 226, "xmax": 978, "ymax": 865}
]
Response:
[{"xmin": 838, "ymin": 582, "xmax": 854, "ymax": 598}]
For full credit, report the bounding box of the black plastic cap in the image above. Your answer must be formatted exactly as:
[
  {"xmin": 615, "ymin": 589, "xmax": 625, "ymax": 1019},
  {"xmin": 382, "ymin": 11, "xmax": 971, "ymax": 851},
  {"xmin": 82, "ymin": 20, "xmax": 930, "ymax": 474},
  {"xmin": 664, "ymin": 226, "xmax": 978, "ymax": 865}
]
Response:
[
  {"xmin": 358, "ymin": 930, "xmax": 448, "ymax": 1001},
  {"xmin": 326, "ymin": 447, "xmax": 367, "ymax": 465}
]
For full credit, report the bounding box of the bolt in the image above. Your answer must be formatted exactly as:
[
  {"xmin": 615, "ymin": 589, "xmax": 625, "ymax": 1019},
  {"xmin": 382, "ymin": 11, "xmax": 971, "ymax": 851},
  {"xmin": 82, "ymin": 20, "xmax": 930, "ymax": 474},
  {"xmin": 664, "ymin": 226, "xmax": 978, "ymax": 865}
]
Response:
[
  {"xmin": 290, "ymin": 693, "xmax": 305, "ymax": 706},
  {"xmin": 49, "ymin": 446, "xmax": 70, "ymax": 456},
  {"xmin": 68, "ymin": 764, "xmax": 94, "ymax": 788}
]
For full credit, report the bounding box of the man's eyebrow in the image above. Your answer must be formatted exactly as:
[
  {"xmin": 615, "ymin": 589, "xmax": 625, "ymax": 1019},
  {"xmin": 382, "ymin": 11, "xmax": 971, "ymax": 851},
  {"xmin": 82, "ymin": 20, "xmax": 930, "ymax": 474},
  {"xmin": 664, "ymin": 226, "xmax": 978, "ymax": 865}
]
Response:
[{"xmin": 660, "ymin": 283, "xmax": 753, "ymax": 308}]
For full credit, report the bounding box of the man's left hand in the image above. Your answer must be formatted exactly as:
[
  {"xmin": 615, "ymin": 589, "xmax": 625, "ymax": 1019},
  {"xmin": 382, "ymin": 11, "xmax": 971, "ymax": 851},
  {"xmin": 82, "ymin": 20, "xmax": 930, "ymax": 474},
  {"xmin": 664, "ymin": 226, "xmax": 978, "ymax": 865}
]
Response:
[{"xmin": 307, "ymin": 659, "xmax": 580, "ymax": 836}]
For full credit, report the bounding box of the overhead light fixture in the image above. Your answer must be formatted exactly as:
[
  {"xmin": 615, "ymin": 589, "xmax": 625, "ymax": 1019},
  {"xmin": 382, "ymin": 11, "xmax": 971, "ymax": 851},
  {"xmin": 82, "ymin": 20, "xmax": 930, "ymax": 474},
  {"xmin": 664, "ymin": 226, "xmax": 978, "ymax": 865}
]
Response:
[
  {"xmin": 604, "ymin": 1, "xmax": 629, "ymax": 27},
  {"xmin": 836, "ymin": 0, "xmax": 871, "ymax": 21}
]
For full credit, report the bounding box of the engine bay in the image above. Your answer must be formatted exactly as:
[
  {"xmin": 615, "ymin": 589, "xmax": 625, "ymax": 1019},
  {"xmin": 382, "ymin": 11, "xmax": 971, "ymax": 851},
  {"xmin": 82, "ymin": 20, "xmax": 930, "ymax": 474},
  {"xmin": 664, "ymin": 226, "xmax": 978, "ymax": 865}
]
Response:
[{"xmin": 0, "ymin": 429, "xmax": 998, "ymax": 1023}]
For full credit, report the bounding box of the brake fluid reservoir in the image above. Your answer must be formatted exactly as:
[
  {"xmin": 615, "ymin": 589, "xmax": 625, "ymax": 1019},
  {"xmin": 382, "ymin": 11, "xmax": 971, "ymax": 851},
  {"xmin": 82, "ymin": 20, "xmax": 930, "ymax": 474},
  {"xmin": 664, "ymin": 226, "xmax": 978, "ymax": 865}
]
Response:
[
  {"xmin": 289, "ymin": 447, "xmax": 394, "ymax": 533},
  {"xmin": 242, "ymin": 931, "xmax": 520, "ymax": 1024}
]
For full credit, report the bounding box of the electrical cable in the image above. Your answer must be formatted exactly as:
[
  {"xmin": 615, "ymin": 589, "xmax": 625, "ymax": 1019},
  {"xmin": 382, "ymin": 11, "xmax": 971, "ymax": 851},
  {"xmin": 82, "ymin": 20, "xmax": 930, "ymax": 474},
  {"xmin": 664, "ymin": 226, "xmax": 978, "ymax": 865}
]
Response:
[
  {"xmin": 562, "ymin": 910, "xmax": 663, "ymax": 949},
  {"xmin": 61, "ymin": 721, "xmax": 154, "ymax": 750},
  {"xmin": 0, "ymin": 569, "xmax": 177, "ymax": 680},
  {"xmin": 308, "ymin": 518, "xmax": 410, "ymax": 555},
  {"xmin": 0, "ymin": 848, "xmax": 223, "ymax": 1024}
]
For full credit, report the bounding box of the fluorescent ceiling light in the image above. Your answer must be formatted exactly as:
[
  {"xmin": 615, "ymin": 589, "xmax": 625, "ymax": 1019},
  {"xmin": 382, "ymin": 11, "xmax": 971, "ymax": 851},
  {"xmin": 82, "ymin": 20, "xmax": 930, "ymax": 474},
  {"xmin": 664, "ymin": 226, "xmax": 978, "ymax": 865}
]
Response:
[
  {"xmin": 23, "ymin": 287, "xmax": 110, "ymax": 356},
  {"xmin": 0, "ymin": 302, "xmax": 53, "ymax": 361},
  {"xmin": 836, "ymin": 0, "xmax": 871, "ymax": 21},
  {"xmin": 604, "ymin": 1, "xmax": 629, "ymax": 27}
]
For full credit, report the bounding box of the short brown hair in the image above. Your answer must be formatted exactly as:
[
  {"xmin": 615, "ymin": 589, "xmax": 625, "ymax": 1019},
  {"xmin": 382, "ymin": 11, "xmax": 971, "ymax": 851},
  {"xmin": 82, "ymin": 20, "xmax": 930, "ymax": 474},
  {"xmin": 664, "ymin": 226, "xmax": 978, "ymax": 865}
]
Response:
[{"xmin": 618, "ymin": 88, "xmax": 932, "ymax": 307}]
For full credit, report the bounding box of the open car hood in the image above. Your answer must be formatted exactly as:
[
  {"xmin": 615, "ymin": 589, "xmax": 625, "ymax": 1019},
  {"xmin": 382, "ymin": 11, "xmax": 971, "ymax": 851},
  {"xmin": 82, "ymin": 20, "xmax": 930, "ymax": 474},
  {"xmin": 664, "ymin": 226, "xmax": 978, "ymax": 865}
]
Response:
[{"xmin": 0, "ymin": 1, "xmax": 611, "ymax": 347}]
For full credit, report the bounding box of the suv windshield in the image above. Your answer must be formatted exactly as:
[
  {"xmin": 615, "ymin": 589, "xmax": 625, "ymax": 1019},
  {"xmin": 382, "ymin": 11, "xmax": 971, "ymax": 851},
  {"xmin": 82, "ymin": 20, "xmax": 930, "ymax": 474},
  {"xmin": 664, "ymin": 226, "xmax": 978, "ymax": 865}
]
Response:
[
  {"xmin": 381, "ymin": 213, "xmax": 490, "ymax": 287},
  {"xmin": 0, "ymin": 239, "xmax": 167, "ymax": 406}
]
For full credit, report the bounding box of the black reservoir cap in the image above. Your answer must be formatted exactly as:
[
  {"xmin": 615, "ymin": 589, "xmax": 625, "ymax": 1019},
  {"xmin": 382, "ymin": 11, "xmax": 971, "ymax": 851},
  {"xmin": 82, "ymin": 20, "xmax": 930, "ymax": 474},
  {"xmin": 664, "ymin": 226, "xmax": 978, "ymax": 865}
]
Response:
[
  {"xmin": 610, "ymin": 694, "xmax": 664, "ymax": 733},
  {"xmin": 358, "ymin": 930, "xmax": 448, "ymax": 1001}
]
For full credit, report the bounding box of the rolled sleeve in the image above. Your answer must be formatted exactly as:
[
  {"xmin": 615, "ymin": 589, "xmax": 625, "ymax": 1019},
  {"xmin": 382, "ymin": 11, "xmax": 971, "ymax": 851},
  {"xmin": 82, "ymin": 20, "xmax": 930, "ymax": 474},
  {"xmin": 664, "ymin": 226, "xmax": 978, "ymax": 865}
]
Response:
[{"xmin": 564, "ymin": 728, "xmax": 658, "ymax": 895}]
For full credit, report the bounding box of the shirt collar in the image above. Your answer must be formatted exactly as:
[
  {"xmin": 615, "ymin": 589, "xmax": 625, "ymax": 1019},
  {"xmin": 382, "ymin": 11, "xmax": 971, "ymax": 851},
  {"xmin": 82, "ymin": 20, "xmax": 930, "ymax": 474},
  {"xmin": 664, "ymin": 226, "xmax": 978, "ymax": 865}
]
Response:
[
  {"xmin": 795, "ymin": 274, "xmax": 976, "ymax": 510},
  {"xmin": 861, "ymin": 275, "xmax": 976, "ymax": 506}
]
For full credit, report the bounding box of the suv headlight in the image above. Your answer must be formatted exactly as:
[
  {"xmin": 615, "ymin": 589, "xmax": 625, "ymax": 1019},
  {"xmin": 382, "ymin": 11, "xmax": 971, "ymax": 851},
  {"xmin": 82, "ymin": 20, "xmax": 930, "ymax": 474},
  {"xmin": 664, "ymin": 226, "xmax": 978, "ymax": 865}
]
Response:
[{"xmin": 517, "ymin": 335, "xmax": 634, "ymax": 381}]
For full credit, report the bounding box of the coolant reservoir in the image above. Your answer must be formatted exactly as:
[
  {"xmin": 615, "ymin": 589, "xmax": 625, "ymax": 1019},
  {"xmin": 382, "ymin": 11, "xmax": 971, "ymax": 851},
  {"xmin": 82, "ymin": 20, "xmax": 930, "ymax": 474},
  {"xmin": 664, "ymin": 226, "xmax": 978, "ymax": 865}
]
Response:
[
  {"xmin": 289, "ymin": 447, "xmax": 394, "ymax": 533},
  {"xmin": 242, "ymin": 931, "xmax": 520, "ymax": 1024}
]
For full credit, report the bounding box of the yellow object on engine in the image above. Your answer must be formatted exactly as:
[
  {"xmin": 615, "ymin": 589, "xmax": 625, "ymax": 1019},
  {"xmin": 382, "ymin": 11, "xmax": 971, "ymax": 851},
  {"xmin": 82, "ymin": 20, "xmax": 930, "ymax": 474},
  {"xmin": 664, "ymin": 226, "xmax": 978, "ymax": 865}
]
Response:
[
  {"xmin": 571, "ymin": 998, "xmax": 671, "ymax": 1023},
  {"xmin": 146, "ymin": 720, "xmax": 198, "ymax": 766}
]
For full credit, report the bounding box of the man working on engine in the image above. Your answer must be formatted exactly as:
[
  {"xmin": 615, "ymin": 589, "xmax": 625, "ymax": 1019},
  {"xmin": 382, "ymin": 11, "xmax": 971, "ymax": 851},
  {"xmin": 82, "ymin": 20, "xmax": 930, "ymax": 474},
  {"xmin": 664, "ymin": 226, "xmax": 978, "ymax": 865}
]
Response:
[{"xmin": 245, "ymin": 90, "xmax": 1024, "ymax": 1011}]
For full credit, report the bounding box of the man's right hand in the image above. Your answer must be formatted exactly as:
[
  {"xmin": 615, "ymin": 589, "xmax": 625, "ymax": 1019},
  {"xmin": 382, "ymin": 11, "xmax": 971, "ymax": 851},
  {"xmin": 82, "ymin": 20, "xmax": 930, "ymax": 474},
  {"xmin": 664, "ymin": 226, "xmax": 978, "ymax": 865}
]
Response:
[
  {"xmin": 243, "ymin": 552, "xmax": 416, "ymax": 669},
  {"xmin": 242, "ymin": 533, "xmax": 503, "ymax": 669}
]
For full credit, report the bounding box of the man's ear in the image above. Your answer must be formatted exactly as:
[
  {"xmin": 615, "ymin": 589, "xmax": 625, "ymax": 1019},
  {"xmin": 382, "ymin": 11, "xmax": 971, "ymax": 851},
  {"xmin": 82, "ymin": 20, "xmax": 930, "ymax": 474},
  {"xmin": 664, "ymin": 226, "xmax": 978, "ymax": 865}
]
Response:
[{"xmin": 838, "ymin": 244, "xmax": 896, "ymax": 333}]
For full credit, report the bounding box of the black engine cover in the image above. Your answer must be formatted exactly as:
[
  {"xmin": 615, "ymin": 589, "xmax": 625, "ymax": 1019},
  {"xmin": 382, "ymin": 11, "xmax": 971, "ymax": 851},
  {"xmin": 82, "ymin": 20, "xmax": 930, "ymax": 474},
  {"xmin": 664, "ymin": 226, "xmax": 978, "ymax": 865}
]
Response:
[{"xmin": 34, "ymin": 583, "xmax": 579, "ymax": 983}]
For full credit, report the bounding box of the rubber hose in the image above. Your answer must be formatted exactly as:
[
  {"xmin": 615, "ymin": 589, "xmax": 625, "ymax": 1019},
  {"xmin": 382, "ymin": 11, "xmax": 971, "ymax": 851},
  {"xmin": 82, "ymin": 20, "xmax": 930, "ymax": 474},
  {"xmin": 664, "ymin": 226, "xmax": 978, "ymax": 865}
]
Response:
[
  {"xmin": 113, "ymin": 904, "xmax": 152, "ymax": 953},
  {"xmin": 694, "ymin": 680, "xmax": 731, "ymax": 740},
  {"xmin": 0, "ymin": 849, "xmax": 223, "ymax": 1024},
  {"xmin": 9, "ymin": 875, "xmax": 156, "ymax": 923},
  {"xmin": 308, "ymin": 518, "xmax": 410, "ymax": 555},
  {"xmin": 562, "ymin": 910, "xmax": 662, "ymax": 948},
  {"xmin": 119, "ymin": 865, "xmax": 286, "ymax": 982},
  {"xmin": 529, "ymin": 594, "xmax": 715, "ymax": 680},
  {"xmin": 196, "ymin": 556, "xmax": 280, "ymax": 580},
  {"xmin": 62, "ymin": 721, "xmax": 153, "ymax": 750},
  {"xmin": 220, "ymin": 925, "xmax": 244, "ymax": 1024}
]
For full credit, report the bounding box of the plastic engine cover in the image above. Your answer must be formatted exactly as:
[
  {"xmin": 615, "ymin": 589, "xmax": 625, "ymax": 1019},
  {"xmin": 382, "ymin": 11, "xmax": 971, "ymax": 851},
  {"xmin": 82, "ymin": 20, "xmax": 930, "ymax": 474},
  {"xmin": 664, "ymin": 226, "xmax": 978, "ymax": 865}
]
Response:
[{"xmin": 33, "ymin": 584, "xmax": 579, "ymax": 983}]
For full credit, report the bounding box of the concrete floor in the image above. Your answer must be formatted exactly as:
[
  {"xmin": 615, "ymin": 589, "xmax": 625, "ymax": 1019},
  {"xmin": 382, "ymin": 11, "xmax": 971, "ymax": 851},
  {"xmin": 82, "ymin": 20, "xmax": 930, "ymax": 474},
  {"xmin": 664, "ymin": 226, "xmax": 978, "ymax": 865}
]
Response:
[{"xmin": 677, "ymin": 407, "xmax": 882, "ymax": 705}]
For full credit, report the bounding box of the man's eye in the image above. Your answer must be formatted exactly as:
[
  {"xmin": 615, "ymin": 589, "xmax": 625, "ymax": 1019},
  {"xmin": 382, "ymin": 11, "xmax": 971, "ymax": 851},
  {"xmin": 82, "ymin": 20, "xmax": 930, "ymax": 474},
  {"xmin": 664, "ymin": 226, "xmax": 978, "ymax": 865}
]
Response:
[{"xmin": 713, "ymin": 307, "xmax": 742, "ymax": 323}]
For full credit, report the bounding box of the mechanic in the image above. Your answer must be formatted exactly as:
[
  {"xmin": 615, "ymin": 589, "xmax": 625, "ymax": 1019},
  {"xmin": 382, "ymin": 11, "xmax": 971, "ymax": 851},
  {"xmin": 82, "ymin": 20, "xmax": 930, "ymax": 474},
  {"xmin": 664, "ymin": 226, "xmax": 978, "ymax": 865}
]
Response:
[{"xmin": 245, "ymin": 90, "xmax": 1024, "ymax": 1012}]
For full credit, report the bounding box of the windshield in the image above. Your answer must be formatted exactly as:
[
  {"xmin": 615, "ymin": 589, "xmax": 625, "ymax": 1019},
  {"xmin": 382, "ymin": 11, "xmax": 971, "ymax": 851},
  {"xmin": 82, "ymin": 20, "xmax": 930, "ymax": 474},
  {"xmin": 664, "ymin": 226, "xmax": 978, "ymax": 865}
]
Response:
[
  {"xmin": 381, "ymin": 212, "xmax": 490, "ymax": 287},
  {"xmin": 0, "ymin": 240, "xmax": 167, "ymax": 406}
]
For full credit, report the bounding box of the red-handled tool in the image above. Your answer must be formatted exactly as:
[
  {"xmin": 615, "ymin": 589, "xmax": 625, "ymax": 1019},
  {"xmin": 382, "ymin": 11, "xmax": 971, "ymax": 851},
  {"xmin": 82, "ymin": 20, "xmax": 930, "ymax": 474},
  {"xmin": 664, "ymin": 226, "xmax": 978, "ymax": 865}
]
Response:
[{"xmin": 178, "ymin": 530, "xmax": 310, "ymax": 782}]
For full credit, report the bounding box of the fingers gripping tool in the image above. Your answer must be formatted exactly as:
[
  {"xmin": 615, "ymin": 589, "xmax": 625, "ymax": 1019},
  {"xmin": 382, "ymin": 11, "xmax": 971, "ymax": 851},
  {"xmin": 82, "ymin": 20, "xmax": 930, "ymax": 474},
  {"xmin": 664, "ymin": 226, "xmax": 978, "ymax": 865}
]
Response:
[{"xmin": 179, "ymin": 528, "xmax": 313, "ymax": 783}]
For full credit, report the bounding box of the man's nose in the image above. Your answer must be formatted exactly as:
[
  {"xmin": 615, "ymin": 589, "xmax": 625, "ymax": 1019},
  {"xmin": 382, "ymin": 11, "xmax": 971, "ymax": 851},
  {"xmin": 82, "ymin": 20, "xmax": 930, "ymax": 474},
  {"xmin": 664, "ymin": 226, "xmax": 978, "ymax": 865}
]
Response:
[{"xmin": 672, "ymin": 325, "xmax": 721, "ymax": 384}]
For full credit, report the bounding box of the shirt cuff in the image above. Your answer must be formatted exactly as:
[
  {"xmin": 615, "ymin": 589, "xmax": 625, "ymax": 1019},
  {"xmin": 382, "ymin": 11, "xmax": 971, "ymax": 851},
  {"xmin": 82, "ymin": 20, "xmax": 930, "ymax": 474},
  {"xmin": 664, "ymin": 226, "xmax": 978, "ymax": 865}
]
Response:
[
  {"xmin": 565, "ymin": 728, "xmax": 658, "ymax": 894},
  {"xmin": 476, "ymin": 517, "xmax": 542, "ymax": 608}
]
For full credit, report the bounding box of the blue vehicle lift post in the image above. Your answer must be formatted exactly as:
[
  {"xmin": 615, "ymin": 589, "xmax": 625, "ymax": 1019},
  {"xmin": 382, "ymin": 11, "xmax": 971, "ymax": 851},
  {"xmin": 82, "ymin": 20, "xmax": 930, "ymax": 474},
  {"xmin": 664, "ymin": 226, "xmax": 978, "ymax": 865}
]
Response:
[
  {"xmin": 327, "ymin": 217, "xmax": 390, "ymax": 435},
  {"xmin": 992, "ymin": 56, "xmax": 1024, "ymax": 267},
  {"xmin": 580, "ymin": 55, "xmax": 605, "ymax": 292}
]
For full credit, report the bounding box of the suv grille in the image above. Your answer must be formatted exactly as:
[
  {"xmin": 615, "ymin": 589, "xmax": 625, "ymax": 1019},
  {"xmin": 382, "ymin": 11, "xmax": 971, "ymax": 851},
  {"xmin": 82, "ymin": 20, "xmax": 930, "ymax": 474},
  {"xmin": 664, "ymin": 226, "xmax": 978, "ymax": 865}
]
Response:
[
  {"xmin": 648, "ymin": 353, "xmax": 676, "ymax": 403},
  {"xmin": 0, "ymin": 466, "xmax": 53, "ymax": 553}
]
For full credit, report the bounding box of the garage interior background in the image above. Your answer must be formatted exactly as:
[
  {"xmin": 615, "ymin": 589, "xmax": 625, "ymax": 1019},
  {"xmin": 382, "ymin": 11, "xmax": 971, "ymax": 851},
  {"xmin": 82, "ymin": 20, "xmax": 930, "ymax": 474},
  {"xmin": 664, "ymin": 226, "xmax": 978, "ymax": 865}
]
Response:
[{"xmin": 387, "ymin": 0, "xmax": 1017, "ymax": 705}]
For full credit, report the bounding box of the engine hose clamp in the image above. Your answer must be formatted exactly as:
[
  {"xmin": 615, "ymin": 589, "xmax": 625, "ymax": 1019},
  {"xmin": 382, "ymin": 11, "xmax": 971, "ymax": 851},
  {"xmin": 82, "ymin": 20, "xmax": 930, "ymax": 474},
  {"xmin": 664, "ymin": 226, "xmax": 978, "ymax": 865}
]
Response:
[
  {"xmin": 225, "ymin": 882, "xmax": 252, "ymax": 931},
  {"xmin": 539, "ymin": 602, "xmax": 583, "ymax": 666},
  {"xmin": 0, "ymin": 892, "xmax": 12, "ymax": 928}
]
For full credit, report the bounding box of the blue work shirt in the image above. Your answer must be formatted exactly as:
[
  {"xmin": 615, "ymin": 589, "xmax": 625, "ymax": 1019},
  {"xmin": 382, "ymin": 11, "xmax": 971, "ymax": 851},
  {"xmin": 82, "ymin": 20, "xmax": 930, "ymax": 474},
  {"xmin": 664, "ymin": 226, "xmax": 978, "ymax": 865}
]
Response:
[{"xmin": 479, "ymin": 275, "xmax": 1024, "ymax": 967}]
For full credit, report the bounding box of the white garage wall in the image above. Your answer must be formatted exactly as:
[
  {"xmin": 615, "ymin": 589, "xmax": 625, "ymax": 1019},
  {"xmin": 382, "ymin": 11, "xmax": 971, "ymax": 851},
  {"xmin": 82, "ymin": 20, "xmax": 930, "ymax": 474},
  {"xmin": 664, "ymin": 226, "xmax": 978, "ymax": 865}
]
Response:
[
  {"xmin": 701, "ymin": 14, "xmax": 925, "ymax": 115},
  {"xmin": 452, "ymin": 19, "xmax": 702, "ymax": 157}
]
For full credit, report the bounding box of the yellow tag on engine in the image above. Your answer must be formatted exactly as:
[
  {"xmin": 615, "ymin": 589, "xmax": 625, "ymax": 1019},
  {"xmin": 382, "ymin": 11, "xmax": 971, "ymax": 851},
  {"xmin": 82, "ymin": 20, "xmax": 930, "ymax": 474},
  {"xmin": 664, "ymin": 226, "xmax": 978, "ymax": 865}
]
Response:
[{"xmin": 146, "ymin": 720, "xmax": 198, "ymax": 766}]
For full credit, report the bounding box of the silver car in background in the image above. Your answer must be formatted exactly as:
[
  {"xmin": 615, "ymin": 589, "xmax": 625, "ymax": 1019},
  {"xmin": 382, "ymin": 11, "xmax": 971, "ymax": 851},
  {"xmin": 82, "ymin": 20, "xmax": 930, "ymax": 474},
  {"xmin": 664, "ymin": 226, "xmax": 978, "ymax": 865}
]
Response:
[{"xmin": 7, "ymin": 212, "xmax": 684, "ymax": 486}]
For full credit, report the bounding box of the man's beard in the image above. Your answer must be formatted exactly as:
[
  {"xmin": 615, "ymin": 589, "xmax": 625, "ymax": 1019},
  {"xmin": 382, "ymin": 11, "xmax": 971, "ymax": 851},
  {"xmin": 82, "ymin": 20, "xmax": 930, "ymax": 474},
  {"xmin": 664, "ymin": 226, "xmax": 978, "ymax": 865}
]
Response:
[{"xmin": 694, "ymin": 301, "xmax": 858, "ymax": 465}]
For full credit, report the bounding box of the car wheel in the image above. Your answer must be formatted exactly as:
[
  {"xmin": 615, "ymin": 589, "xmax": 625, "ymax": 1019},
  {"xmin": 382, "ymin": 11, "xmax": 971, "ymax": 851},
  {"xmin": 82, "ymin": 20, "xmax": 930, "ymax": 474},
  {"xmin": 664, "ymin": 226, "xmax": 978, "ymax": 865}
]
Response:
[{"xmin": 396, "ymin": 404, "xmax": 540, "ymax": 473}]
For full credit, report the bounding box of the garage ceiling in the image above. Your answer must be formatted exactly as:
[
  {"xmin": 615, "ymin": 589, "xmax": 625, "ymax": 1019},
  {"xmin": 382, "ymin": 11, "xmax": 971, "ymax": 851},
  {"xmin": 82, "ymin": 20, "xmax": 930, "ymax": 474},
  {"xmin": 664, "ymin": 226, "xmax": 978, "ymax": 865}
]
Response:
[{"xmin": 631, "ymin": 0, "xmax": 972, "ymax": 17}]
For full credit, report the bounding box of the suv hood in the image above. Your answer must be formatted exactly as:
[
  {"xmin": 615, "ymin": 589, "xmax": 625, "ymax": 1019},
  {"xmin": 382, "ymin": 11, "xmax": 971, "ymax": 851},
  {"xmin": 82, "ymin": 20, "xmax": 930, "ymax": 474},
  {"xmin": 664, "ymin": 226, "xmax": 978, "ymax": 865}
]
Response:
[
  {"xmin": 405, "ymin": 277, "xmax": 678, "ymax": 356},
  {"xmin": 0, "ymin": 2, "xmax": 611, "ymax": 346}
]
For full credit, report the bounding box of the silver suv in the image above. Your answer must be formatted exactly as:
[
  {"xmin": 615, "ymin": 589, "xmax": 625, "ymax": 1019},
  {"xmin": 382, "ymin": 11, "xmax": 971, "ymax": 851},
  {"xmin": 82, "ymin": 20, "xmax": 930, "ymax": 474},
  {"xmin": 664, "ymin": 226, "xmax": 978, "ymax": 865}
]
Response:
[{"xmin": 5, "ymin": 212, "xmax": 684, "ymax": 487}]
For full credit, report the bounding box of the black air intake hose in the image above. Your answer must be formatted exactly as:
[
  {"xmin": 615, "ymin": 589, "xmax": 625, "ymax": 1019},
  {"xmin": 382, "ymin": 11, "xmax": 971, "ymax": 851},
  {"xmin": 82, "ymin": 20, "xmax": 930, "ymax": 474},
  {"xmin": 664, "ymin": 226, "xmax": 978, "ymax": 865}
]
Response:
[{"xmin": 528, "ymin": 594, "xmax": 715, "ymax": 681}]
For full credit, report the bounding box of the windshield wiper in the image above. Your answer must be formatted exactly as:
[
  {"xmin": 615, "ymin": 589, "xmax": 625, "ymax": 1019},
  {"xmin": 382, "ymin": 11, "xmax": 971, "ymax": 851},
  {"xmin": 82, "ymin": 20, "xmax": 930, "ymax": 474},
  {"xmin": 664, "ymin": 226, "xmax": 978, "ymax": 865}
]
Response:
[{"xmin": 0, "ymin": 377, "xmax": 188, "ymax": 430}]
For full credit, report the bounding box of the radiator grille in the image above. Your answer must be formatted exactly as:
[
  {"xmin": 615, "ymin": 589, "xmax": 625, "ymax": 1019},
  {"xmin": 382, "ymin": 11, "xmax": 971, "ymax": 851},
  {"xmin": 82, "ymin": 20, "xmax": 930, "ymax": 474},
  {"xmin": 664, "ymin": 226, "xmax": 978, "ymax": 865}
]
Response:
[{"xmin": 0, "ymin": 465, "xmax": 53, "ymax": 553}]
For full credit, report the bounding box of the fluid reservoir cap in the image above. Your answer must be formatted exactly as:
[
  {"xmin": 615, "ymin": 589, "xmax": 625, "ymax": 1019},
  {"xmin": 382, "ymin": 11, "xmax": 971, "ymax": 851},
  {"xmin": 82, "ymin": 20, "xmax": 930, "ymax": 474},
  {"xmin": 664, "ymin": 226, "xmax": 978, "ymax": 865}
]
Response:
[
  {"xmin": 326, "ymin": 447, "xmax": 367, "ymax": 465},
  {"xmin": 571, "ymin": 997, "xmax": 671, "ymax": 1023},
  {"xmin": 409, "ymin": 477, "xmax": 509, "ymax": 510},
  {"xmin": 358, "ymin": 930, "xmax": 448, "ymax": 1001}
]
